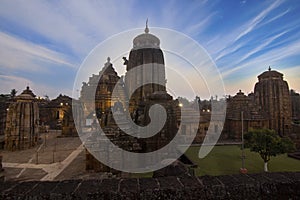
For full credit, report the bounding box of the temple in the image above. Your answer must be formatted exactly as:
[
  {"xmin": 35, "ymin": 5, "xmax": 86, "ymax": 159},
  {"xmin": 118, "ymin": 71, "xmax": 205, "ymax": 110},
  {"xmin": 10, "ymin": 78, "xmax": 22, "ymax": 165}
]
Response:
[
  {"xmin": 254, "ymin": 67, "xmax": 292, "ymax": 136},
  {"xmin": 4, "ymin": 87, "xmax": 39, "ymax": 150},
  {"xmin": 81, "ymin": 23, "xmax": 182, "ymax": 173},
  {"xmin": 223, "ymin": 67, "xmax": 297, "ymax": 146}
]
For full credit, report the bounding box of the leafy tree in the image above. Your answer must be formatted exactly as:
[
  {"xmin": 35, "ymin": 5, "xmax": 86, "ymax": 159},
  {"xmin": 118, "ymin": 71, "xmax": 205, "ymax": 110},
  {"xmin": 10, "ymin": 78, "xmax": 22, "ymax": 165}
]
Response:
[
  {"xmin": 10, "ymin": 89, "xmax": 17, "ymax": 98},
  {"xmin": 244, "ymin": 128, "xmax": 295, "ymax": 172}
]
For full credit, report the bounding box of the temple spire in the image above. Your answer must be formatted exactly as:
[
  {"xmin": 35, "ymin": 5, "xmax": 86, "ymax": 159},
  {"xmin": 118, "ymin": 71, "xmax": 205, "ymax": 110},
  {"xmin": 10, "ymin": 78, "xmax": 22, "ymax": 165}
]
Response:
[{"xmin": 145, "ymin": 18, "xmax": 149, "ymax": 33}]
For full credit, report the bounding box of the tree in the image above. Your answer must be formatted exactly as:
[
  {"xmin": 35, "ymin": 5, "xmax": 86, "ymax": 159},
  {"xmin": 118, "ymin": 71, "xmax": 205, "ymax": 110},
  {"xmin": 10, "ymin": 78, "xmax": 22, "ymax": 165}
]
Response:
[
  {"xmin": 10, "ymin": 89, "xmax": 17, "ymax": 98},
  {"xmin": 244, "ymin": 128, "xmax": 295, "ymax": 172}
]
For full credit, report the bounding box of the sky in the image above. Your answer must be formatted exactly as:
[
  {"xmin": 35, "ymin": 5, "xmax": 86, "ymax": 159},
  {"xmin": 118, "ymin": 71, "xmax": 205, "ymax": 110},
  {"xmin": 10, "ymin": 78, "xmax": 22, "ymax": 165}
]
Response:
[{"xmin": 0, "ymin": 0, "xmax": 300, "ymax": 100}]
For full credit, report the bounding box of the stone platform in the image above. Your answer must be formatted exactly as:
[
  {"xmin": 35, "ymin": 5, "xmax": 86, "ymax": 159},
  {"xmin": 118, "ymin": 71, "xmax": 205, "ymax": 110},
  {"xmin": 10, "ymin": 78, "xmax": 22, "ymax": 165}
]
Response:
[{"xmin": 1, "ymin": 172, "xmax": 300, "ymax": 199}]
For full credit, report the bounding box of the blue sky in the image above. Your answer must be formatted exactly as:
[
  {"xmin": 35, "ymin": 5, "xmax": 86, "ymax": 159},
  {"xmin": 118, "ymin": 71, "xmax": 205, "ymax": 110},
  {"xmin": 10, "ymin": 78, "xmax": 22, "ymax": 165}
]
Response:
[{"xmin": 0, "ymin": 0, "xmax": 300, "ymax": 99}]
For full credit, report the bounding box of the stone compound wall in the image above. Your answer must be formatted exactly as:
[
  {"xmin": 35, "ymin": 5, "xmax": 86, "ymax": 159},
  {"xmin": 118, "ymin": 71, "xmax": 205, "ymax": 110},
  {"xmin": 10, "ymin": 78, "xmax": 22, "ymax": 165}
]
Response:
[{"xmin": 1, "ymin": 172, "xmax": 300, "ymax": 199}]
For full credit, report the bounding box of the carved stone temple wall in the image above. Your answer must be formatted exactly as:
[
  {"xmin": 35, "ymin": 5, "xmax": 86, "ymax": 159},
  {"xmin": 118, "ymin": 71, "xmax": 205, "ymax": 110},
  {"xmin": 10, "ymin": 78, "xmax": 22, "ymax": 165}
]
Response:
[{"xmin": 4, "ymin": 87, "xmax": 39, "ymax": 151}]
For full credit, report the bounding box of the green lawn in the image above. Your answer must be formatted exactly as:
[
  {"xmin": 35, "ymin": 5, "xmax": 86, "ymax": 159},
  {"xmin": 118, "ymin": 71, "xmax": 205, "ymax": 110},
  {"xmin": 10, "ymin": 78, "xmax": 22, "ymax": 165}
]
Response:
[{"xmin": 185, "ymin": 145, "xmax": 300, "ymax": 176}]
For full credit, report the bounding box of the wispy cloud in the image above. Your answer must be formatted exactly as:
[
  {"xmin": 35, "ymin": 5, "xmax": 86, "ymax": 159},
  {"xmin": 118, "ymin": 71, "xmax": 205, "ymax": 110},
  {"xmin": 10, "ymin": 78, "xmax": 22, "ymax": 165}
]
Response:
[
  {"xmin": 185, "ymin": 12, "xmax": 217, "ymax": 36},
  {"xmin": 213, "ymin": 0, "xmax": 286, "ymax": 62},
  {"xmin": 0, "ymin": 74, "xmax": 33, "ymax": 93},
  {"xmin": 215, "ymin": 41, "xmax": 246, "ymax": 61},
  {"xmin": 0, "ymin": 32, "xmax": 74, "ymax": 70},
  {"xmin": 234, "ymin": 0, "xmax": 284, "ymax": 42},
  {"xmin": 0, "ymin": 74, "xmax": 72, "ymax": 98},
  {"xmin": 0, "ymin": 1, "xmax": 138, "ymax": 58},
  {"xmin": 258, "ymin": 8, "xmax": 290, "ymax": 27},
  {"xmin": 0, "ymin": 0, "xmax": 299, "ymax": 98},
  {"xmin": 234, "ymin": 30, "xmax": 289, "ymax": 64},
  {"xmin": 221, "ymin": 38, "xmax": 300, "ymax": 79}
]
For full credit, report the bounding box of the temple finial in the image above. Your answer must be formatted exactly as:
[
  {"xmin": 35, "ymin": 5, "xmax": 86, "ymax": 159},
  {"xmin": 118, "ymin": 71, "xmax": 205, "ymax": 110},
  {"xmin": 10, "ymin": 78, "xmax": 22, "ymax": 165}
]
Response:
[
  {"xmin": 107, "ymin": 57, "xmax": 111, "ymax": 63},
  {"xmin": 145, "ymin": 18, "xmax": 149, "ymax": 33},
  {"xmin": 268, "ymin": 66, "xmax": 271, "ymax": 71}
]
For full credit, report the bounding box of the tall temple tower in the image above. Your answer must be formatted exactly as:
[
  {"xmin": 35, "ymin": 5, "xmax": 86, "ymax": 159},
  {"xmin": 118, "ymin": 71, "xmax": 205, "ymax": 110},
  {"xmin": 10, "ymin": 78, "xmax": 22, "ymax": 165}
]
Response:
[
  {"xmin": 254, "ymin": 67, "xmax": 292, "ymax": 136},
  {"xmin": 5, "ymin": 87, "xmax": 39, "ymax": 150},
  {"xmin": 83, "ymin": 22, "xmax": 180, "ymax": 172},
  {"xmin": 124, "ymin": 22, "xmax": 166, "ymax": 112}
]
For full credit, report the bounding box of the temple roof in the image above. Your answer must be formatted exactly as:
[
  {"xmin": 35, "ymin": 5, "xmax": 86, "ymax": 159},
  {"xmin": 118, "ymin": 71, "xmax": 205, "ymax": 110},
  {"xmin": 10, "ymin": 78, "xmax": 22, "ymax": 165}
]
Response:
[
  {"xmin": 101, "ymin": 57, "xmax": 118, "ymax": 75},
  {"xmin": 21, "ymin": 86, "xmax": 36, "ymax": 97},
  {"xmin": 133, "ymin": 21, "xmax": 160, "ymax": 49},
  {"xmin": 15, "ymin": 86, "xmax": 36, "ymax": 100},
  {"xmin": 258, "ymin": 67, "xmax": 283, "ymax": 80}
]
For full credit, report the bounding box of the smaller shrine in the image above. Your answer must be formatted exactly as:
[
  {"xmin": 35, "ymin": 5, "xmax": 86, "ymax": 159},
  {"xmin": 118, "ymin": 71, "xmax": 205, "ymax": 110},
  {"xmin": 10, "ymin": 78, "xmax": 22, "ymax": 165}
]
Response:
[{"xmin": 4, "ymin": 86, "xmax": 39, "ymax": 151}]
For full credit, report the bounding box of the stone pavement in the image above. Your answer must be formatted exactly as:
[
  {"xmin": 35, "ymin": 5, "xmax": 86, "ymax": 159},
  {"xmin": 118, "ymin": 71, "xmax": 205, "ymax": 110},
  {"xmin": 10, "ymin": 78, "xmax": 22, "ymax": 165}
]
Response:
[
  {"xmin": 3, "ymin": 144, "xmax": 84, "ymax": 181},
  {"xmin": 2, "ymin": 131, "xmax": 84, "ymax": 181}
]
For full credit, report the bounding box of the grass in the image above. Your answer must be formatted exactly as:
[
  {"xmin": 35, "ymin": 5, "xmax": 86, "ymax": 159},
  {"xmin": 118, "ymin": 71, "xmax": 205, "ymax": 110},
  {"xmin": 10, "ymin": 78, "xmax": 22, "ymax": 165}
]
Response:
[
  {"xmin": 185, "ymin": 145, "xmax": 300, "ymax": 176},
  {"xmin": 130, "ymin": 172, "xmax": 153, "ymax": 178},
  {"xmin": 129, "ymin": 145, "xmax": 300, "ymax": 178}
]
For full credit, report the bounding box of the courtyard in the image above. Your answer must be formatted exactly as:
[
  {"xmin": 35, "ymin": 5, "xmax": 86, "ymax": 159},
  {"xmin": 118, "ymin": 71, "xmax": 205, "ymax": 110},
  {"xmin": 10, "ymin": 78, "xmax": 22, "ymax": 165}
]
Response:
[{"xmin": 1, "ymin": 132, "xmax": 300, "ymax": 181}]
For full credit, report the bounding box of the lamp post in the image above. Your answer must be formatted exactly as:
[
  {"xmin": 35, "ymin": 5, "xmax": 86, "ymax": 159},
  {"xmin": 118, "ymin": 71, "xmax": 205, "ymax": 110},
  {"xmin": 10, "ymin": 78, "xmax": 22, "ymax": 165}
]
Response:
[{"xmin": 240, "ymin": 111, "xmax": 247, "ymax": 174}]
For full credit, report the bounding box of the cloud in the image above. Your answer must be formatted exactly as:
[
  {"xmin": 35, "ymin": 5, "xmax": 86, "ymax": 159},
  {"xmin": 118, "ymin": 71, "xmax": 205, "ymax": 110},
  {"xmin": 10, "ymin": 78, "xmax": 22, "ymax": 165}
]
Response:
[
  {"xmin": 258, "ymin": 8, "xmax": 290, "ymax": 27},
  {"xmin": 212, "ymin": 0, "xmax": 287, "ymax": 63},
  {"xmin": 234, "ymin": 0, "xmax": 284, "ymax": 42},
  {"xmin": 0, "ymin": 75, "xmax": 33, "ymax": 93},
  {"xmin": 185, "ymin": 12, "xmax": 217, "ymax": 36},
  {"xmin": 0, "ymin": 74, "xmax": 72, "ymax": 98},
  {"xmin": 0, "ymin": 0, "xmax": 299, "ymax": 98},
  {"xmin": 221, "ymin": 38, "xmax": 300, "ymax": 79},
  {"xmin": 0, "ymin": 0, "xmax": 138, "ymax": 58},
  {"xmin": 234, "ymin": 30, "xmax": 289, "ymax": 64},
  {"xmin": 0, "ymin": 31, "xmax": 74, "ymax": 71}
]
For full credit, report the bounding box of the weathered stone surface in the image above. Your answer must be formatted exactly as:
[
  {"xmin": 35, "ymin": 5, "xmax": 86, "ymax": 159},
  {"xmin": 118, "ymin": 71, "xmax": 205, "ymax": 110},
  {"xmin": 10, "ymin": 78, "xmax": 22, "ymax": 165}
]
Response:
[
  {"xmin": 52, "ymin": 180, "xmax": 80, "ymax": 195},
  {"xmin": 157, "ymin": 176, "xmax": 182, "ymax": 189},
  {"xmin": 254, "ymin": 68, "xmax": 292, "ymax": 136},
  {"xmin": 82, "ymin": 28, "xmax": 180, "ymax": 172},
  {"xmin": 30, "ymin": 181, "xmax": 59, "ymax": 196},
  {"xmin": 119, "ymin": 178, "xmax": 139, "ymax": 199},
  {"xmin": 5, "ymin": 86, "xmax": 39, "ymax": 151},
  {"xmin": 1, "ymin": 172, "xmax": 300, "ymax": 199},
  {"xmin": 73, "ymin": 179, "xmax": 102, "ymax": 198}
]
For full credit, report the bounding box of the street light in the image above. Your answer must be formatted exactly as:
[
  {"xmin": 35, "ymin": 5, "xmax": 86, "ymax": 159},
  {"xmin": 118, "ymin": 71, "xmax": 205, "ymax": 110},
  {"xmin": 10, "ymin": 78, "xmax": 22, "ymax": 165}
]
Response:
[{"xmin": 240, "ymin": 111, "xmax": 247, "ymax": 174}]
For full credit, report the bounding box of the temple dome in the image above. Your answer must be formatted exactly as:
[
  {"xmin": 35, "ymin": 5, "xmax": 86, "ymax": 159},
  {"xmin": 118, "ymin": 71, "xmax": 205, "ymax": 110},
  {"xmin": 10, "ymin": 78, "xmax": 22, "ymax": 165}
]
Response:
[
  {"xmin": 258, "ymin": 67, "xmax": 283, "ymax": 81},
  {"xmin": 16, "ymin": 86, "xmax": 36, "ymax": 101},
  {"xmin": 133, "ymin": 24, "xmax": 160, "ymax": 49}
]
